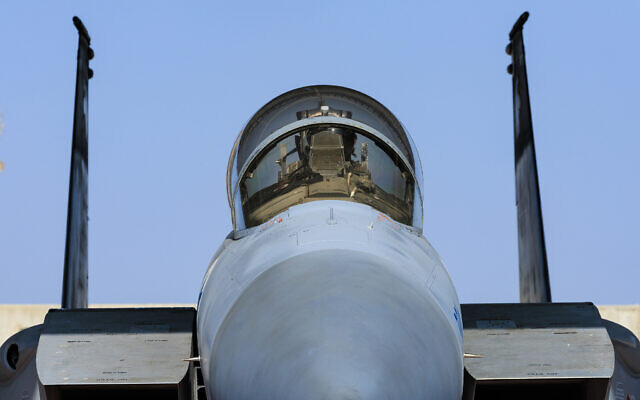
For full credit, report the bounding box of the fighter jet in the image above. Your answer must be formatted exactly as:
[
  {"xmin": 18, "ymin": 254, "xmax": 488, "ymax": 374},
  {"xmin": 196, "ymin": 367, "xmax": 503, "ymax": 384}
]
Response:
[{"xmin": 1, "ymin": 12, "xmax": 638, "ymax": 400}]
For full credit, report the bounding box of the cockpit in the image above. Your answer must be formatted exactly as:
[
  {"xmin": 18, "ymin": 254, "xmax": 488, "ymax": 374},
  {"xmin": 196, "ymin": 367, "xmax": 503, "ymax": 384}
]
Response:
[{"xmin": 227, "ymin": 85, "xmax": 424, "ymax": 232}]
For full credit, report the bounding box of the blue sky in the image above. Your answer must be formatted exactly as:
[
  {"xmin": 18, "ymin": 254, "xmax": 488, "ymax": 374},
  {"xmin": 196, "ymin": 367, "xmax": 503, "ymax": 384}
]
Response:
[{"xmin": 1, "ymin": 1, "xmax": 638, "ymax": 305}]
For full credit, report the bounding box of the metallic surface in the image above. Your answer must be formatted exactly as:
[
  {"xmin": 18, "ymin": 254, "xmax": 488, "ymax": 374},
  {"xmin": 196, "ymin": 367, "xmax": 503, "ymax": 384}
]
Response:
[
  {"xmin": 36, "ymin": 308, "xmax": 194, "ymax": 386},
  {"xmin": 462, "ymin": 303, "xmax": 616, "ymax": 400},
  {"xmin": 0, "ymin": 304, "xmax": 195, "ymax": 346},
  {"xmin": 61, "ymin": 17, "xmax": 93, "ymax": 309},
  {"xmin": 198, "ymin": 200, "xmax": 464, "ymax": 399},
  {"xmin": 462, "ymin": 303, "xmax": 614, "ymax": 382},
  {"xmin": 604, "ymin": 320, "xmax": 640, "ymax": 400},
  {"xmin": 0, "ymin": 325, "xmax": 42, "ymax": 400},
  {"xmin": 36, "ymin": 308, "xmax": 195, "ymax": 398},
  {"xmin": 507, "ymin": 12, "xmax": 552, "ymax": 303},
  {"xmin": 2, "ymin": 304, "xmax": 638, "ymax": 351}
]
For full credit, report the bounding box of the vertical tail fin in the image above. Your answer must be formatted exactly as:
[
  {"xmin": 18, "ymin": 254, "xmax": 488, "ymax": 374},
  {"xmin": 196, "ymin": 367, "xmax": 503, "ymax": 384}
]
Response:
[
  {"xmin": 61, "ymin": 17, "xmax": 93, "ymax": 309},
  {"xmin": 506, "ymin": 12, "xmax": 552, "ymax": 303}
]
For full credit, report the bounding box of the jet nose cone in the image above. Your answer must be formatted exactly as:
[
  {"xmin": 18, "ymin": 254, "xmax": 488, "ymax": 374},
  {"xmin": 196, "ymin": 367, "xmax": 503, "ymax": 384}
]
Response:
[{"xmin": 206, "ymin": 250, "xmax": 463, "ymax": 399}]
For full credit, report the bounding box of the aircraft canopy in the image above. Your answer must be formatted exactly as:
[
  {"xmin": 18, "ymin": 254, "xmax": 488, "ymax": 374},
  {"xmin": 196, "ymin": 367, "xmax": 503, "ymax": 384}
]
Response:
[{"xmin": 227, "ymin": 85, "xmax": 424, "ymax": 231}]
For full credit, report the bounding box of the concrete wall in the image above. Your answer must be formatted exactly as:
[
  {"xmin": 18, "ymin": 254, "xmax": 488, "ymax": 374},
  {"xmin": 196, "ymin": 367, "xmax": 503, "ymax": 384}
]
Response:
[
  {"xmin": 1, "ymin": 304, "xmax": 639, "ymax": 346},
  {"xmin": 598, "ymin": 305, "xmax": 640, "ymax": 336}
]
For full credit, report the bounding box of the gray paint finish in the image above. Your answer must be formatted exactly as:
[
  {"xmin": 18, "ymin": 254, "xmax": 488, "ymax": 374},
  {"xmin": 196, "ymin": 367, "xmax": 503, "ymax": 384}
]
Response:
[
  {"xmin": 507, "ymin": 12, "xmax": 552, "ymax": 303},
  {"xmin": 36, "ymin": 308, "xmax": 194, "ymax": 387},
  {"xmin": 198, "ymin": 200, "xmax": 464, "ymax": 399},
  {"xmin": 604, "ymin": 319, "xmax": 640, "ymax": 400},
  {"xmin": 462, "ymin": 303, "xmax": 614, "ymax": 381},
  {"xmin": 0, "ymin": 325, "xmax": 42, "ymax": 400},
  {"xmin": 61, "ymin": 17, "xmax": 93, "ymax": 310}
]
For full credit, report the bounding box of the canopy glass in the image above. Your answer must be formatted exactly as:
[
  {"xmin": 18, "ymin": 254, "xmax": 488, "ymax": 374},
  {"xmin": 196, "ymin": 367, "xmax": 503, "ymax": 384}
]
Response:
[{"xmin": 227, "ymin": 85, "xmax": 424, "ymax": 231}]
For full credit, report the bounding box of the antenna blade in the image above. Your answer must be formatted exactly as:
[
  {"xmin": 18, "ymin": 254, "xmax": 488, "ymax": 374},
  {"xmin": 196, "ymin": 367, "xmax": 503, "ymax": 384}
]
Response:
[
  {"xmin": 507, "ymin": 12, "xmax": 552, "ymax": 303},
  {"xmin": 62, "ymin": 17, "xmax": 93, "ymax": 309}
]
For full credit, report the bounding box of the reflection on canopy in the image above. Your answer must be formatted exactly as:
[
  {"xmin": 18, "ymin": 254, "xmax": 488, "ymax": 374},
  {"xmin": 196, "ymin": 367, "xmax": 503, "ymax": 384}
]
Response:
[
  {"xmin": 227, "ymin": 85, "xmax": 424, "ymax": 232},
  {"xmin": 236, "ymin": 86, "xmax": 416, "ymax": 178},
  {"xmin": 240, "ymin": 125, "xmax": 414, "ymax": 228}
]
